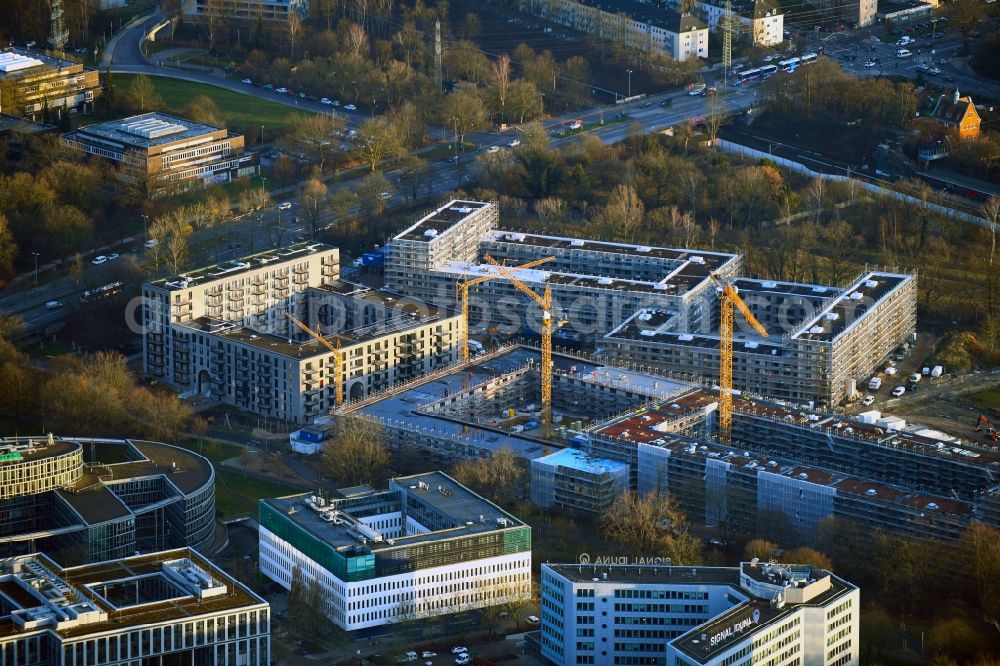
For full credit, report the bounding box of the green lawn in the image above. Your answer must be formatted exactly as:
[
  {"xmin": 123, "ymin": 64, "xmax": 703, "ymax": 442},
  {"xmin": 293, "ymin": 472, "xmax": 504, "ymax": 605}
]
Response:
[
  {"xmin": 113, "ymin": 74, "xmax": 312, "ymax": 136},
  {"xmin": 183, "ymin": 438, "xmax": 244, "ymax": 464},
  {"xmin": 969, "ymin": 387, "xmax": 1000, "ymax": 413},
  {"xmin": 215, "ymin": 468, "xmax": 305, "ymax": 518}
]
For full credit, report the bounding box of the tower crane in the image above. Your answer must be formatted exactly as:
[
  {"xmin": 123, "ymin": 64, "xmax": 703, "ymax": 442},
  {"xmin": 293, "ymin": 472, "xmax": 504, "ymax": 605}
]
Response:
[
  {"xmin": 712, "ymin": 273, "xmax": 768, "ymax": 444},
  {"xmin": 285, "ymin": 312, "xmax": 344, "ymax": 407},
  {"xmin": 457, "ymin": 255, "xmax": 555, "ymax": 361},
  {"xmin": 483, "ymin": 255, "xmax": 566, "ymax": 432}
]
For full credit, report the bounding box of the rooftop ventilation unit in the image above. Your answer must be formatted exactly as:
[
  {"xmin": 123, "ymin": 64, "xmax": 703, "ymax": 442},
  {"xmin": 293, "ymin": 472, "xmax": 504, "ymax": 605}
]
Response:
[
  {"xmin": 571, "ymin": 239, "xmax": 585, "ymax": 247},
  {"xmin": 865, "ymin": 280, "xmax": 879, "ymax": 288},
  {"xmin": 850, "ymin": 292, "xmax": 864, "ymax": 300},
  {"xmin": 423, "ymin": 229, "xmax": 438, "ymax": 238},
  {"xmin": 927, "ymin": 502, "xmax": 939, "ymax": 510},
  {"xmin": 120, "ymin": 117, "xmax": 187, "ymax": 139},
  {"xmin": 865, "ymin": 489, "xmax": 877, "ymax": 497},
  {"xmin": 689, "ymin": 256, "xmax": 705, "ymax": 264}
]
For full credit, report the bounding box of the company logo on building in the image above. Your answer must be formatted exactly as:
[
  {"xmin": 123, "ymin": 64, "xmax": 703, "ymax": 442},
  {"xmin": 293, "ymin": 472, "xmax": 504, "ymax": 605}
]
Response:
[
  {"xmin": 577, "ymin": 553, "xmax": 671, "ymax": 566},
  {"xmin": 709, "ymin": 608, "xmax": 762, "ymax": 647}
]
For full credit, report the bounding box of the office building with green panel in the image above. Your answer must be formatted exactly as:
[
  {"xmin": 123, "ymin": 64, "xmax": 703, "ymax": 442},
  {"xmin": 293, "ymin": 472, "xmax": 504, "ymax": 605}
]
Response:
[{"xmin": 259, "ymin": 471, "xmax": 532, "ymax": 630}]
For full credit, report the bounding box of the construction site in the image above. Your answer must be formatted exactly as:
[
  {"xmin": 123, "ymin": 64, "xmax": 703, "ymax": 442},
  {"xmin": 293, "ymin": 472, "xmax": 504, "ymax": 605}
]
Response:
[
  {"xmin": 384, "ymin": 200, "xmax": 917, "ymax": 407},
  {"xmin": 338, "ymin": 339, "xmax": 1000, "ymax": 548}
]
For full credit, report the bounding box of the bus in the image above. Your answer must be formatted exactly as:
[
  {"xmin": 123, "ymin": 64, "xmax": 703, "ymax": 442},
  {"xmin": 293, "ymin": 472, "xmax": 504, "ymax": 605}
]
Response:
[
  {"xmin": 759, "ymin": 64, "xmax": 778, "ymax": 78},
  {"xmin": 778, "ymin": 57, "xmax": 800, "ymax": 72},
  {"xmin": 81, "ymin": 281, "xmax": 124, "ymax": 304},
  {"xmin": 799, "ymin": 52, "xmax": 818, "ymax": 66},
  {"xmin": 733, "ymin": 67, "xmax": 762, "ymax": 85}
]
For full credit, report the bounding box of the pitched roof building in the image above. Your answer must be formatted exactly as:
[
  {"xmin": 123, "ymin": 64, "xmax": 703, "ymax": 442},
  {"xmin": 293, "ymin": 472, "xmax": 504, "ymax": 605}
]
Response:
[{"xmin": 931, "ymin": 89, "xmax": 981, "ymax": 141}]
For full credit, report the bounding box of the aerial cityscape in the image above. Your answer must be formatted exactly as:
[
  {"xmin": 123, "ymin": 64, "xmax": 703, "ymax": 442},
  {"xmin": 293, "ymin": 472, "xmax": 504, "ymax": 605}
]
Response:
[{"xmin": 0, "ymin": 0, "xmax": 997, "ymax": 662}]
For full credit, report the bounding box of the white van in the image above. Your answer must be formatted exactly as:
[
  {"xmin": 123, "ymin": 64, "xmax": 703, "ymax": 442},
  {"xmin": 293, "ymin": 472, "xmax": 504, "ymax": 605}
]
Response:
[
  {"xmin": 467, "ymin": 340, "xmax": 485, "ymax": 355},
  {"xmin": 896, "ymin": 49, "xmax": 913, "ymax": 58}
]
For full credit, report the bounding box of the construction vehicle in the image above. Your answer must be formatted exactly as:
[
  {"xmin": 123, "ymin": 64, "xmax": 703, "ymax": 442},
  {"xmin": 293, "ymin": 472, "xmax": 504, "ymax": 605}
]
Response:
[
  {"xmin": 712, "ymin": 274, "xmax": 768, "ymax": 444},
  {"xmin": 976, "ymin": 414, "xmax": 998, "ymax": 442},
  {"xmin": 457, "ymin": 255, "xmax": 554, "ymax": 361},
  {"xmin": 285, "ymin": 312, "xmax": 344, "ymax": 407},
  {"xmin": 483, "ymin": 255, "xmax": 566, "ymax": 432}
]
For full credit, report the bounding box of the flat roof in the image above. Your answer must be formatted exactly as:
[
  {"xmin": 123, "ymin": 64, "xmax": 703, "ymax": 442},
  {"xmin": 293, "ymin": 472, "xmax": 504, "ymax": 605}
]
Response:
[
  {"xmin": 793, "ymin": 272, "xmax": 911, "ymax": 342},
  {"xmin": 546, "ymin": 563, "xmax": 741, "ymax": 587},
  {"xmin": 0, "ymin": 436, "xmax": 79, "ymax": 464},
  {"xmin": 606, "ymin": 310, "xmax": 786, "ymax": 353},
  {"xmin": 0, "ymin": 112, "xmax": 55, "ymax": 135},
  {"xmin": 536, "ymin": 448, "xmax": 628, "ymax": 475},
  {"xmin": 0, "ymin": 48, "xmax": 82, "ymax": 80},
  {"xmin": 394, "ymin": 200, "xmax": 492, "ymax": 242},
  {"xmin": 151, "ymin": 241, "xmax": 335, "ymax": 291},
  {"xmin": 262, "ymin": 471, "xmax": 524, "ymax": 552},
  {"xmin": 673, "ymin": 564, "xmax": 853, "ymax": 663},
  {"xmin": 66, "ymin": 112, "xmax": 224, "ymax": 151},
  {"xmin": 575, "ymin": 0, "xmax": 707, "ymax": 31}
]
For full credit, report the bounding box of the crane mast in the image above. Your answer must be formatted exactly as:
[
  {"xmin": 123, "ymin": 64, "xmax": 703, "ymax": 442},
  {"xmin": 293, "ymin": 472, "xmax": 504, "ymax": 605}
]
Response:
[
  {"xmin": 285, "ymin": 312, "xmax": 344, "ymax": 407},
  {"xmin": 714, "ymin": 276, "xmax": 768, "ymax": 444}
]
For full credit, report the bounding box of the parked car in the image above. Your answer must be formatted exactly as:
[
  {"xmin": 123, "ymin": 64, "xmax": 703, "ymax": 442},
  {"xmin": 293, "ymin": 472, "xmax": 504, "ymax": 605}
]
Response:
[
  {"xmin": 379, "ymin": 191, "xmax": 392, "ymax": 200},
  {"xmin": 275, "ymin": 87, "xmax": 289, "ymax": 94},
  {"xmin": 344, "ymin": 104, "xmax": 357, "ymax": 111},
  {"xmin": 278, "ymin": 202, "xmax": 293, "ymax": 210},
  {"xmin": 486, "ymin": 145, "xmax": 500, "ymax": 153},
  {"xmin": 527, "ymin": 615, "xmax": 540, "ymax": 624},
  {"xmin": 241, "ymin": 78, "xmax": 253, "ymax": 84},
  {"xmin": 421, "ymin": 653, "xmax": 437, "ymax": 659},
  {"xmin": 451, "ymin": 647, "xmax": 468, "ymax": 655},
  {"xmin": 320, "ymin": 97, "xmax": 333, "ymax": 105},
  {"xmin": 509, "ymin": 138, "xmax": 521, "ymax": 147},
  {"xmin": 91, "ymin": 255, "xmax": 108, "ymax": 265},
  {"xmin": 45, "ymin": 300, "xmax": 63, "ymax": 310},
  {"xmin": 862, "ymin": 395, "xmax": 875, "ymax": 406},
  {"xmin": 891, "ymin": 386, "xmax": 906, "ymax": 397},
  {"xmin": 145, "ymin": 239, "xmax": 158, "ymax": 248},
  {"xmin": 454, "ymin": 656, "xmax": 471, "ymax": 666}
]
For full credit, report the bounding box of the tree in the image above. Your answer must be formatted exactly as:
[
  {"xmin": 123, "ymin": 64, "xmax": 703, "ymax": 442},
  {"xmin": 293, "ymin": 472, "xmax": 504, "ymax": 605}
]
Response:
[
  {"xmin": 42, "ymin": 204, "xmax": 91, "ymax": 264},
  {"xmin": 944, "ymin": 0, "xmax": 988, "ymax": 54},
  {"xmin": 959, "ymin": 523, "xmax": 1000, "ymax": 631},
  {"xmin": 287, "ymin": 566, "xmax": 331, "ymax": 639},
  {"xmin": 284, "ymin": 113, "xmax": 346, "ymax": 173},
  {"xmin": 561, "ymin": 56, "xmax": 592, "ymax": 109},
  {"xmin": 182, "ymin": 94, "xmax": 223, "ymax": 126},
  {"xmin": 127, "ymin": 75, "xmax": 163, "ymax": 112},
  {"xmin": 783, "ymin": 547, "xmax": 833, "ymax": 570},
  {"xmin": 442, "ymin": 90, "xmax": 487, "ymax": 145},
  {"xmin": 353, "ymin": 116, "xmax": 404, "ymax": 171},
  {"xmin": 491, "ymin": 54, "xmax": 512, "ymax": 123},
  {"xmin": 743, "ymin": 539, "xmax": 779, "ymax": 560},
  {"xmin": 396, "ymin": 156, "xmax": 431, "ymax": 201},
  {"xmin": 508, "ymin": 79, "xmax": 543, "ymax": 124},
  {"xmin": 601, "ymin": 492, "xmax": 702, "ymax": 564},
  {"xmin": 983, "ymin": 196, "xmax": 999, "ymax": 267},
  {"xmin": 450, "ymin": 447, "xmax": 525, "ymax": 505},
  {"xmin": 323, "ymin": 416, "xmax": 389, "ymax": 485},
  {"xmin": 0, "ymin": 213, "xmax": 16, "ymax": 282},
  {"xmin": 299, "ymin": 177, "xmax": 328, "ymax": 240},
  {"xmin": 602, "ymin": 184, "xmax": 645, "ymax": 243},
  {"xmin": 860, "ymin": 606, "xmax": 896, "ymax": 662},
  {"xmin": 927, "ymin": 618, "xmax": 986, "ymax": 664}
]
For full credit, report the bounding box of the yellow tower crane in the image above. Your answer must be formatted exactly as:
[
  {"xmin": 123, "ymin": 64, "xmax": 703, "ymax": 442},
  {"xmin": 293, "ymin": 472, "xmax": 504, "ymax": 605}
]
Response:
[
  {"xmin": 713, "ymin": 274, "xmax": 768, "ymax": 444},
  {"xmin": 285, "ymin": 312, "xmax": 344, "ymax": 407},
  {"xmin": 457, "ymin": 255, "xmax": 555, "ymax": 361},
  {"xmin": 483, "ymin": 255, "xmax": 565, "ymax": 432}
]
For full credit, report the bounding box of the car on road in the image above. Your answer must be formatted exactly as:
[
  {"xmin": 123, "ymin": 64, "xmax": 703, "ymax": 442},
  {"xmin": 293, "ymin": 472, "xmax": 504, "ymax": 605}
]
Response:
[
  {"xmin": 688, "ymin": 83, "xmax": 707, "ymax": 96},
  {"xmin": 929, "ymin": 66, "xmax": 941, "ymax": 74},
  {"xmin": 344, "ymin": 104, "xmax": 357, "ymax": 111},
  {"xmin": 91, "ymin": 256, "xmax": 108, "ymax": 265},
  {"xmin": 332, "ymin": 100, "xmax": 341, "ymax": 106},
  {"xmin": 527, "ymin": 615, "xmax": 541, "ymax": 624},
  {"xmin": 896, "ymin": 49, "xmax": 913, "ymax": 58},
  {"xmin": 454, "ymin": 656, "xmax": 471, "ymax": 666},
  {"xmin": 705, "ymin": 87, "xmax": 718, "ymax": 95},
  {"xmin": 107, "ymin": 253, "xmax": 119, "ymax": 261},
  {"xmin": 321, "ymin": 97, "xmax": 333, "ymax": 105},
  {"xmin": 659, "ymin": 98, "xmax": 673, "ymax": 107},
  {"xmin": 916, "ymin": 63, "xmax": 929, "ymax": 71},
  {"xmin": 379, "ymin": 191, "xmax": 392, "ymax": 200},
  {"xmin": 241, "ymin": 78, "xmax": 253, "ymax": 84},
  {"xmin": 639, "ymin": 101, "xmax": 652, "ymax": 108},
  {"xmin": 568, "ymin": 119, "xmax": 583, "ymax": 130},
  {"xmin": 486, "ymin": 145, "xmax": 500, "ymax": 153},
  {"xmin": 421, "ymin": 653, "xmax": 437, "ymax": 659},
  {"xmin": 864, "ymin": 59, "xmax": 878, "ymax": 68},
  {"xmin": 45, "ymin": 300, "xmax": 63, "ymax": 310},
  {"xmin": 275, "ymin": 87, "xmax": 289, "ymax": 94},
  {"xmin": 763, "ymin": 54, "xmax": 775, "ymax": 62},
  {"xmin": 451, "ymin": 647, "xmax": 467, "ymax": 655},
  {"xmin": 144, "ymin": 239, "xmax": 158, "ymax": 249},
  {"xmin": 509, "ymin": 138, "xmax": 521, "ymax": 147},
  {"xmin": 862, "ymin": 395, "xmax": 875, "ymax": 406},
  {"xmin": 278, "ymin": 202, "xmax": 293, "ymax": 210},
  {"xmin": 891, "ymin": 386, "xmax": 906, "ymax": 397}
]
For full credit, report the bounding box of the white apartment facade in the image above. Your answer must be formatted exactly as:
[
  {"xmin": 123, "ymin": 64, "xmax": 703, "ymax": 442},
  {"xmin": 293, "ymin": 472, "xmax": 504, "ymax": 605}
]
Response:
[
  {"xmin": 540, "ymin": 561, "xmax": 859, "ymax": 666},
  {"xmin": 522, "ymin": 0, "xmax": 708, "ymax": 61},
  {"xmin": 689, "ymin": 0, "xmax": 784, "ymax": 46},
  {"xmin": 183, "ymin": 0, "xmax": 309, "ymax": 22},
  {"xmin": 142, "ymin": 242, "xmax": 460, "ymax": 423},
  {"xmin": 259, "ymin": 472, "xmax": 532, "ymax": 630}
]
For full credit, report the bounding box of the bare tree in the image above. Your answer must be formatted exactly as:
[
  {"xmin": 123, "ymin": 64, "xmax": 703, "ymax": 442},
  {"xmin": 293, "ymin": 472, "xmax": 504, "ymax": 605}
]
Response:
[
  {"xmin": 491, "ymin": 54, "xmax": 512, "ymax": 123},
  {"xmin": 299, "ymin": 177, "xmax": 328, "ymax": 240},
  {"xmin": 323, "ymin": 416, "xmax": 389, "ymax": 485},
  {"xmin": 983, "ymin": 196, "xmax": 999, "ymax": 267}
]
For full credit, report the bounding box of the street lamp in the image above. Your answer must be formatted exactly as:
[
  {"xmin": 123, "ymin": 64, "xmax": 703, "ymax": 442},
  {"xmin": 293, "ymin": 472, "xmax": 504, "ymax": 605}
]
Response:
[
  {"xmin": 141, "ymin": 213, "xmax": 149, "ymax": 241},
  {"xmin": 259, "ymin": 125, "xmax": 264, "ymax": 149},
  {"xmin": 627, "ymin": 69, "xmax": 633, "ymax": 111},
  {"xmin": 31, "ymin": 252, "xmax": 39, "ymax": 289}
]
